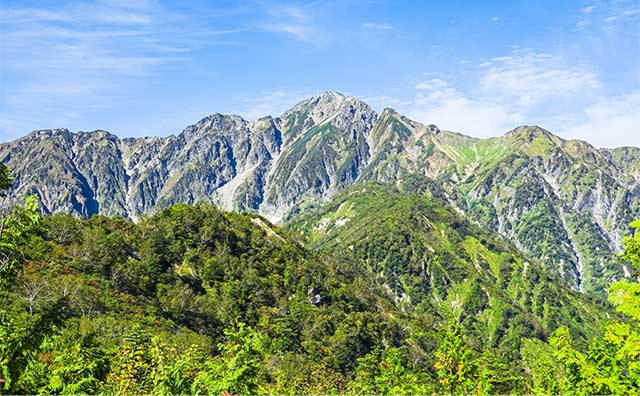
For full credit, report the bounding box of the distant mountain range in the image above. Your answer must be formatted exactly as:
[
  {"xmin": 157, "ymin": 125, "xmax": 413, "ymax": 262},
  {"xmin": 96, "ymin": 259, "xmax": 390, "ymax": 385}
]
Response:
[{"xmin": 2, "ymin": 91, "xmax": 639, "ymax": 295}]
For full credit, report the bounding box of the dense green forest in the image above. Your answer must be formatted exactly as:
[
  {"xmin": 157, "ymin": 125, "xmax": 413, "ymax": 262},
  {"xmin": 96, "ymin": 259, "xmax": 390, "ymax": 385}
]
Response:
[{"xmin": 1, "ymin": 165, "xmax": 639, "ymax": 394}]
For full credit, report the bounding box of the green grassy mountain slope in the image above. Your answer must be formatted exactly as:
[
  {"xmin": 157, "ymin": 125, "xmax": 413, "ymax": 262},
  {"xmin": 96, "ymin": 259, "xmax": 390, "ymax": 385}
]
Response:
[{"xmin": 288, "ymin": 181, "xmax": 612, "ymax": 353}]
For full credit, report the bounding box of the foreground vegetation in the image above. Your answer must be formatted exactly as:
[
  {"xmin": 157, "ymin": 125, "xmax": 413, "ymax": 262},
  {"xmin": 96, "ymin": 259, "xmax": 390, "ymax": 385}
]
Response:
[{"xmin": 0, "ymin": 166, "xmax": 639, "ymax": 394}]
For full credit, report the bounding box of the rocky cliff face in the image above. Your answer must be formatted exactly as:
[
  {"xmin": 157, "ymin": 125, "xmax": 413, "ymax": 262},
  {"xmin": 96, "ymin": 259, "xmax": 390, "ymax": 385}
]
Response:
[{"xmin": 1, "ymin": 92, "xmax": 638, "ymax": 295}]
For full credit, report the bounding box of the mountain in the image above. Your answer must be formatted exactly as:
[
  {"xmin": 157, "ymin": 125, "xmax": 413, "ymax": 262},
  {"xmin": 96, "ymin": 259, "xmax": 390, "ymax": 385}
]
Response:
[{"xmin": 1, "ymin": 91, "xmax": 638, "ymax": 295}]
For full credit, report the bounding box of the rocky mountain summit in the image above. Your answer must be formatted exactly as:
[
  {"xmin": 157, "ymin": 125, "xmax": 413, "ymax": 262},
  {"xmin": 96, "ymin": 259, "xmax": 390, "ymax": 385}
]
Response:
[{"xmin": 1, "ymin": 91, "xmax": 639, "ymax": 295}]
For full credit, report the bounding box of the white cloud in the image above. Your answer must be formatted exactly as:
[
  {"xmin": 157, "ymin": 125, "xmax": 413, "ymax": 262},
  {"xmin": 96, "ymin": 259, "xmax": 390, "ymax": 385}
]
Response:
[
  {"xmin": 604, "ymin": 6, "xmax": 640, "ymax": 22},
  {"xmin": 0, "ymin": 8, "xmax": 73, "ymax": 23},
  {"xmin": 363, "ymin": 43, "xmax": 637, "ymax": 147},
  {"xmin": 413, "ymin": 78, "xmax": 448, "ymax": 91},
  {"xmin": 260, "ymin": 4, "xmax": 319, "ymax": 43},
  {"xmin": 277, "ymin": 24, "xmax": 314, "ymax": 42},
  {"xmin": 577, "ymin": 1, "xmax": 640, "ymax": 25},
  {"xmin": 562, "ymin": 91, "xmax": 640, "ymax": 148},
  {"xmin": 623, "ymin": 8, "xmax": 640, "ymax": 17},
  {"xmin": 362, "ymin": 22, "xmax": 393, "ymax": 30},
  {"xmin": 0, "ymin": 2, "xmax": 155, "ymax": 26},
  {"xmin": 235, "ymin": 89, "xmax": 312, "ymax": 120},
  {"xmin": 405, "ymin": 71, "xmax": 639, "ymax": 147},
  {"xmin": 581, "ymin": 5, "xmax": 595, "ymax": 13},
  {"xmin": 399, "ymin": 49, "xmax": 605, "ymax": 138},
  {"xmin": 480, "ymin": 49, "xmax": 601, "ymax": 106},
  {"xmin": 402, "ymin": 79, "xmax": 523, "ymax": 137},
  {"xmin": 375, "ymin": 43, "xmax": 630, "ymax": 143}
]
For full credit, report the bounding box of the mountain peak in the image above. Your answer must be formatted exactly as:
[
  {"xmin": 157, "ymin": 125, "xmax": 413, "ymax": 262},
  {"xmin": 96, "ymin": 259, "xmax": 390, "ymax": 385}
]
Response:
[
  {"xmin": 279, "ymin": 91, "xmax": 376, "ymax": 134},
  {"xmin": 27, "ymin": 128, "xmax": 72, "ymax": 140},
  {"xmin": 180, "ymin": 113, "xmax": 248, "ymax": 141},
  {"xmin": 294, "ymin": 91, "xmax": 352, "ymax": 110},
  {"xmin": 504, "ymin": 125, "xmax": 557, "ymax": 141},
  {"xmin": 315, "ymin": 90, "xmax": 346, "ymax": 99},
  {"xmin": 286, "ymin": 91, "xmax": 373, "ymax": 113},
  {"xmin": 503, "ymin": 125, "xmax": 568, "ymax": 147}
]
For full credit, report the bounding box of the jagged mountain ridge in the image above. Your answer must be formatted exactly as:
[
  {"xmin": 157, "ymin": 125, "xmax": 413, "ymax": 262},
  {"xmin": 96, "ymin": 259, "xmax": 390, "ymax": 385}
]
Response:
[
  {"xmin": 0, "ymin": 92, "xmax": 375, "ymax": 220},
  {"xmin": 1, "ymin": 91, "xmax": 639, "ymax": 294}
]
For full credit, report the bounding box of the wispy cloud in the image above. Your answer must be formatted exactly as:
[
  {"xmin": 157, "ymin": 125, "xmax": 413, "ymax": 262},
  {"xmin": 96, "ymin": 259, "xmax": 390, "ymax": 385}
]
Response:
[
  {"xmin": 276, "ymin": 24, "xmax": 314, "ymax": 41},
  {"xmin": 604, "ymin": 6, "xmax": 640, "ymax": 22},
  {"xmin": 375, "ymin": 44, "xmax": 639, "ymax": 147},
  {"xmin": 0, "ymin": 0, "xmax": 241, "ymax": 138},
  {"xmin": 413, "ymin": 78, "xmax": 448, "ymax": 91},
  {"xmin": 581, "ymin": 5, "xmax": 595, "ymax": 14},
  {"xmin": 259, "ymin": 3, "xmax": 320, "ymax": 43},
  {"xmin": 0, "ymin": 2, "xmax": 156, "ymax": 26},
  {"xmin": 235, "ymin": 89, "xmax": 312, "ymax": 120},
  {"xmin": 480, "ymin": 49, "xmax": 601, "ymax": 106},
  {"xmin": 362, "ymin": 22, "xmax": 393, "ymax": 30},
  {"xmin": 576, "ymin": 0, "xmax": 640, "ymax": 27}
]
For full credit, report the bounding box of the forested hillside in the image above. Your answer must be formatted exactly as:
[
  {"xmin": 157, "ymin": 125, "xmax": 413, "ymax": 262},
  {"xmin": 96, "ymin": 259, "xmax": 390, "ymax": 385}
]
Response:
[{"xmin": 1, "ymin": 162, "xmax": 639, "ymax": 394}]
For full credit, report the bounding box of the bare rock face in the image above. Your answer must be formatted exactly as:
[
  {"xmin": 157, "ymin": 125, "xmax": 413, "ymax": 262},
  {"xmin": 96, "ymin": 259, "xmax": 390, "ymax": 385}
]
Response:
[{"xmin": 1, "ymin": 93, "xmax": 639, "ymax": 295}]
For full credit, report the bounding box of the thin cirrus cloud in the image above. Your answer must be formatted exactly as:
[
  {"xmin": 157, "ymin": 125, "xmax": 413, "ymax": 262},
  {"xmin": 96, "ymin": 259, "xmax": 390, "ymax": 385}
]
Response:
[
  {"xmin": 234, "ymin": 89, "xmax": 313, "ymax": 120},
  {"xmin": 604, "ymin": 6, "xmax": 640, "ymax": 22},
  {"xmin": 479, "ymin": 50, "xmax": 601, "ymax": 107},
  {"xmin": 362, "ymin": 22, "xmax": 393, "ymax": 30},
  {"xmin": 0, "ymin": 0, "xmax": 242, "ymax": 139},
  {"xmin": 259, "ymin": 3, "xmax": 320, "ymax": 43},
  {"xmin": 577, "ymin": 1, "xmax": 640, "ymax": 27},
  {"xmin": 581, "ymin": 5, "xmax": 595, "ymax": 14}
]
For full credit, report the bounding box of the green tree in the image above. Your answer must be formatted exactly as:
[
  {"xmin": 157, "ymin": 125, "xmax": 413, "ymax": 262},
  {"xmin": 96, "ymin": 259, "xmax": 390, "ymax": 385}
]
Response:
[
  {"xmin": 538, "ymin": 219, "xmax": 640, "ymax": 394},
  {"xmin": 105, "ymin": 327, "xmax": 157, "ymax": 394},
  {"xmin": 26, "ymin": 331, "xmax": 109, "ymax": 394},
  {"xmin": 149, "ymin": 339, "xmax": 206, "ymax": 395},
  {"xmin": 0, "ymin": 165, "xmax": 45, "ymax": 392},
  {"xmin": 0, "ymin": 164, "xmax": 13, "ymax": 194},
  {"xmin": 609, "ymin": 219, "xmax": 640, "ymax": 321},
  {"xmin": 520, "ymin": 338, "xmax": 563, "ymax": 394},
  {"xmin": 268, "ymin": 353, "xmax": 347, "ymax": 394},
  {"xmin": 348, "ymin": 347, "xmax": 432, "ymax": 395},
  {"xmin": 0, "ymin": 195, "xmax": 40, "ymax": 287},
  {"xmin": 475, "ymin": 351, "xmax": 523, "ymax": 394},
  {"xmin": 434, "ymin": 321, "xmax": 476, "ymax": 395},
  {"xmin": 192, "ymin": 322, "xmax": 267, "ymax": 395}
]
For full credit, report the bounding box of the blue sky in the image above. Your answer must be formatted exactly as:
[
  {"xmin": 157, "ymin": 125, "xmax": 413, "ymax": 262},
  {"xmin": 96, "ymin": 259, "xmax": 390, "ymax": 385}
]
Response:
[{"xmin": 1, "ymin": 0, "xmax": 639, "ymax": 147}]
